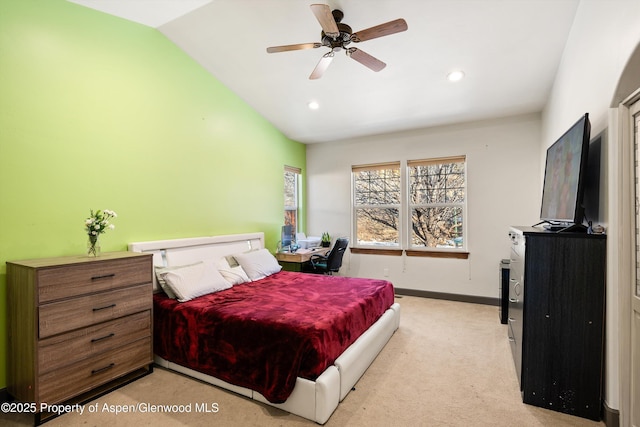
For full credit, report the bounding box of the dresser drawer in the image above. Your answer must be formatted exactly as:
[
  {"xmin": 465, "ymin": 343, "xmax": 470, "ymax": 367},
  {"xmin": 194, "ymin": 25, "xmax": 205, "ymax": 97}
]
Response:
[
  {"xmin": 39, "ymin": 311, "xmax": 151, "ymax": 374},
  {"xmin": 39, "ymin": 283, "xmax": 151, "ymax": 338},
  {"xmin": 38, "ymin": 256, "xmax": 151, "ymax": 303},
  {"xmin": 38, "ymin": 337, "xmax": 152, "ymax": 405}
]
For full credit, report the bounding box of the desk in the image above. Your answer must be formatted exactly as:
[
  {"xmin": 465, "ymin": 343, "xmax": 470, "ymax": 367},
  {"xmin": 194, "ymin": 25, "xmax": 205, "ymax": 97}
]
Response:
[{"xmin": 275, "ymin": 247, "xmax": 329, "ymax": 272}]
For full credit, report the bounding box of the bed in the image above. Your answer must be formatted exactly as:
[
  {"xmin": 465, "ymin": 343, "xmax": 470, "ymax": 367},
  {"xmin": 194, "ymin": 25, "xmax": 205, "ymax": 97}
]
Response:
[{"xmin": 129, "ymin": 232, "xmax": 400, "ymax": 424}]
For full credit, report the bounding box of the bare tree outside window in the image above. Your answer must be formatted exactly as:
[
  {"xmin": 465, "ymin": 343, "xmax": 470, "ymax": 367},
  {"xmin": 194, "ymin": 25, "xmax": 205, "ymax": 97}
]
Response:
[
  {"xmin": 284, "ymin": 167, "xmax": 300, "ymax": 230},
  {"xmin": 353, "ymin": 164, "xmax": 401, "ymax": 246},
  {"xmin": 409, "ymin": 158, "xmax": 465, "ymax": 248}
]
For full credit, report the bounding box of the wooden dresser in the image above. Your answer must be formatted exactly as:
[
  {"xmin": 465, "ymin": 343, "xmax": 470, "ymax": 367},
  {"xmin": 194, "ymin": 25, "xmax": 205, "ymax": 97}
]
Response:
[{"xmin": 7, "ymin": 251, "xmax": 153, "ymax": 422}]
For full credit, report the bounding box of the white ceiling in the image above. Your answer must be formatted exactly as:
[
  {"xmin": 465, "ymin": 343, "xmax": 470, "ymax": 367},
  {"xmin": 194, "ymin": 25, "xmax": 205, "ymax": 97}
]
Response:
[{"xmin": 68, "ymin": 0, "xmax": 580, "ymax": 143}]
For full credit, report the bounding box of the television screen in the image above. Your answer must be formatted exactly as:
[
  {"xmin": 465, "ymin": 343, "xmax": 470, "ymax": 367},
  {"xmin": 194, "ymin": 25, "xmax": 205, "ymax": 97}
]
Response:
[{"xmin": 539, "ymin": 113, "xmax": 591, "ymax": 226}]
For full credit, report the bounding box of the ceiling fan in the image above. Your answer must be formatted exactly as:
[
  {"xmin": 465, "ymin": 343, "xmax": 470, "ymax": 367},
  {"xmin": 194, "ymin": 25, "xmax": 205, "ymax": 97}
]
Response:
[{"xmin": 266, "ymin": 4, "xmax": 408, "ymax": 80}]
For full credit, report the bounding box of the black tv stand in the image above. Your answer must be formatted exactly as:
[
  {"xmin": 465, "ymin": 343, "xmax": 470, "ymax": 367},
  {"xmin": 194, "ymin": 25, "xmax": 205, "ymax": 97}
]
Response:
[
  {"xmin": 508, "ymin": 226, "xmax": 605, "ymax": 420},
  {"xmin": 533, "ymin": 221, "xmax": 588, "ymax": 233}
]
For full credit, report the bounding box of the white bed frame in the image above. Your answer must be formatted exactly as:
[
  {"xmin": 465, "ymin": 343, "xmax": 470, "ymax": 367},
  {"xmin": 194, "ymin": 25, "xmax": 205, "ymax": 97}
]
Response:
[{"xmin": 129, "ymin": 232, "xmax": 400, "ymax": 424}]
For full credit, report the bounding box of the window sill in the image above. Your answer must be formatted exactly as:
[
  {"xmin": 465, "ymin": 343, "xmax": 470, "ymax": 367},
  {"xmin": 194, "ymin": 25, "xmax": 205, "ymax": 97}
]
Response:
[
  {"xmin": 349, "ymin": 248, "xmax": 469, "ymax": 259},
  {"xmin": 405, "ymin": 250, "xmax": 469, "ymax": 259},
  {"xmin": 349, "ymin": 247, "xmax": 403, "ymax": 256}
]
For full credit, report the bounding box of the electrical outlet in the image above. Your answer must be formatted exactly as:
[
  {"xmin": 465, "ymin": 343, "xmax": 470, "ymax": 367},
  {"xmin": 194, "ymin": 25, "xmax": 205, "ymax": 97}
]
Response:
[{"xmin": 383, "ymin": 268, "xmax": 389, "ymax": 277}]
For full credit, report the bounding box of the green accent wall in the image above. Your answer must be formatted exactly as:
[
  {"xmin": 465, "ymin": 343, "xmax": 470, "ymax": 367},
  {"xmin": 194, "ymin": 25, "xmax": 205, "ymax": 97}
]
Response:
[{"xmin": 0, "ymin": 0, "xmax": 306, "ymax": 390}]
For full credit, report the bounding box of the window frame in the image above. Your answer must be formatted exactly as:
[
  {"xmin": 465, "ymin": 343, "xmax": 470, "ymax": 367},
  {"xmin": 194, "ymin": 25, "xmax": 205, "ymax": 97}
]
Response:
[
  {"xmin": 350, "ymin": 157, "xmax": 468, "ymax": 257},
  {"xmin": 351, "ymin": 162, "xmax": 402, "ymax": 249},
  {"xmin": 284, "ymin": 165, "xmax": 301, "ymax": 233},
  {"xmin": 406, "ymin": 156, "xmax": 468, "ymax": 253}
]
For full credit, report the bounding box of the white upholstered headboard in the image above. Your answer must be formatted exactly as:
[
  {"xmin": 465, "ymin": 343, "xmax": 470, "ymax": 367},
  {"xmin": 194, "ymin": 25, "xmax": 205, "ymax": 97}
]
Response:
[{"xmin": 128, "ymin": 232, "xmax": 265, "ymax": 291}]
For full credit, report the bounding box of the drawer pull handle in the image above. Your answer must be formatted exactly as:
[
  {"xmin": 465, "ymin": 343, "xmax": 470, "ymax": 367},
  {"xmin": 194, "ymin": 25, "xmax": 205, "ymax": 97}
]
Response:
[
  {"xmin": 91, "ymin": 333, "xmax": 115, "ymax": 343},
  {"xmin": 91, "ymin": 363, "xmax": 115, "ymax": 375},
  {"xmin": 509, "ymin": 297, "xmax": 518, "ymax": 303},
  {"xmin": 91, "ymin": 273, "xmax": 115, "ymax": 281},
  {"xmin": 92, "ymin": 303, "xmax": 116, "ymax": 312}
]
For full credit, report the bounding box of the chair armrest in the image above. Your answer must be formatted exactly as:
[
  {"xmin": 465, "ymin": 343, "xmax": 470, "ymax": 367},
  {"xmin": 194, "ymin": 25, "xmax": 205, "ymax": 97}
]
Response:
[{"xmin": 309, "ymin": 254, "xmax": 328, "ymax": 266}]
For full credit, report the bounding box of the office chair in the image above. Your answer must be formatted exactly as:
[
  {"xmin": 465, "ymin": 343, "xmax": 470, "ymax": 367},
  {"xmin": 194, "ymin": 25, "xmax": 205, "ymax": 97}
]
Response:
[{"xmin": 309, "ymin": 237, "xmax": 349, "ymax": 275}]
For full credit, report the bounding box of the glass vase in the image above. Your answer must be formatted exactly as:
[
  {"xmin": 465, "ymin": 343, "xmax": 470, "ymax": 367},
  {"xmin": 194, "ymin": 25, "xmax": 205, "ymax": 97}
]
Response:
[{"xmin": 87, "ymin": 235, "xmax": 101, "ymax": 257}]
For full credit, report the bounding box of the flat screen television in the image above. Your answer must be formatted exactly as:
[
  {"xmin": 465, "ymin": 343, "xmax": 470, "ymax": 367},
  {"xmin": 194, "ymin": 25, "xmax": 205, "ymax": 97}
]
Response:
[{"xmin": 538, "ymin": 113, "xmax": 591, "ymax": 232}]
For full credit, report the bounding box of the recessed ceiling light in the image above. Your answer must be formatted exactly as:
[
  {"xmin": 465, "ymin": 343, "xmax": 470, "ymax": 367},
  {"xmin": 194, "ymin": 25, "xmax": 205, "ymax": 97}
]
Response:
[
  {"xmin": 447, "ymin": 70, "xmax": 465, "ymax": 82},
  {"xmin": 308, "ymin": 101, "xmax": 320, "ymax": 110}
]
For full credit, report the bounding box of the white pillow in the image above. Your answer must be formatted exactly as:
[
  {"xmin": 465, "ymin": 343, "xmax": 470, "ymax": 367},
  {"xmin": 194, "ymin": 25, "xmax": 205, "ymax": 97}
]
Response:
[
  {"xmin": 159, "ymin": 259, "xmax": 232, "ymax": 302},
  {"xmin": 155, "ymin": 263, "xmax": 202, "ymax": 299},
  {"xmin": 233, "ymin": 249, "xmax": 282, "ymax": 281},
  {"xmin": 217, "ymin": 257, "xmax": 250, "ymax": 285}
]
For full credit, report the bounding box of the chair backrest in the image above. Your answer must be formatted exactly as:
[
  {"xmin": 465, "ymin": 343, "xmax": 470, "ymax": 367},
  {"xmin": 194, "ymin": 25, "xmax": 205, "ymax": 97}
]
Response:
[{"xmin": 326, "ymin": 238, "xmax": 349, "ymax": 272}]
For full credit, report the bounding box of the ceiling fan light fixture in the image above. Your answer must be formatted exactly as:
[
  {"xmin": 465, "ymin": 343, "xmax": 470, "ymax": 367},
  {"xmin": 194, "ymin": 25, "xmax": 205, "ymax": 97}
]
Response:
[
  {"xmin": 447, "ymin": 70, "xmax": 465, "ymax": 82},
  {"xmin": 266, "ymin": 4, "xmax": 408, "ymax": 79}
]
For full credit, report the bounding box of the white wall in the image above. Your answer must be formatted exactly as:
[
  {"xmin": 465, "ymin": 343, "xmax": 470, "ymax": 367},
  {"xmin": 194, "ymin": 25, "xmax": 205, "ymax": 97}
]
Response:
[
  {"xmin": 541, "ymin": 0, "xmax": 640, "ymax": 415},
  {"xmin": 542, "ymin": 0, "xmax": 640, "ymax": 149},
  {"xmin": 306, "ymin": 113, "xmax": 541, "ymax": 299}
]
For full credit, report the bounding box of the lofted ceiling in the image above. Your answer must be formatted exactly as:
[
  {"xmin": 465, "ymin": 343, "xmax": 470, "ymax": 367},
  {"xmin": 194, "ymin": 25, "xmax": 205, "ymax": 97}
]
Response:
[{"xmin": 68, "ymin": 0, "xmax": 580, "ymax": 143}]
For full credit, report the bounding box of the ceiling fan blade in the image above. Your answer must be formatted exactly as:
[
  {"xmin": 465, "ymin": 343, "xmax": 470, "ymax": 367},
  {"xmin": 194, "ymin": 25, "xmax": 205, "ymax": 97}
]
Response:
[
  {"xmin": 347, "ymin": 48, "xmax": 386, "ymax": 72},
  {"xmin": 310, "ymin": 4, "xmax": 339, "ymax": 37},
  {"xmin": 267, "ymin": 42, "xmax": 322, "ymax": 53},
  {"xmin": 352, "ymin": 18, "xmax": 408, "ymax": 43},
  {"xmin": 309, "ymin": 52, "xmax": 334, "ymax": 80}
]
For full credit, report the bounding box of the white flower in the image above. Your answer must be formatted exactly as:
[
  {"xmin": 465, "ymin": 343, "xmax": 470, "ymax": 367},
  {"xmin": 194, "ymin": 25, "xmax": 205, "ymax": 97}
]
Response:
[{"xmin": 85, "ymin": 209, "xmax": 117, "ymax": 239}]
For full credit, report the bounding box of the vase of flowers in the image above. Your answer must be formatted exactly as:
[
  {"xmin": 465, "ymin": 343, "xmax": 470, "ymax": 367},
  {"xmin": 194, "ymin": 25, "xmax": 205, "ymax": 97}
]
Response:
[{"xmin": 85, "ymin": 209, "xmax": 117, "ymax": 256}]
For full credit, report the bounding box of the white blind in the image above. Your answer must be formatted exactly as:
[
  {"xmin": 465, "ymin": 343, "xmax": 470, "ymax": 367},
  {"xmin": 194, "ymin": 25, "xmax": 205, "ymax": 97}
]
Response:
[
  {"xmin": 352, "ymin": 161, "xmax": 400, "ymax": 173},
  {"xmin": 407, "ymin": 155, "xmax": 465, "ymax": 168}
]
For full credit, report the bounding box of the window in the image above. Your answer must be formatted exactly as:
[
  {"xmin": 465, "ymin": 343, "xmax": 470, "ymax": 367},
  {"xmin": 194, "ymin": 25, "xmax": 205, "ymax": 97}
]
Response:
[
  {"xmin": 408, "ymin": 156, "xmax": 466, "ymax": 249},
  {"xmin": 352, "ymin": 162, "xmax": 401, "ymax": 247},
  {"xmin": 284, "ymin": 166, "xmax": 301, "ymax": 231},
  {"xmin": 351, "ymin": 156, "xmax": 467, "ymax": 255}
]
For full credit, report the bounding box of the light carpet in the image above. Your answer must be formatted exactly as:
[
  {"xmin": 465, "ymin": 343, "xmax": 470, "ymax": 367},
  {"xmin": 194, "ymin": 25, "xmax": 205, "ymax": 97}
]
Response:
[{"xmin": 2, "ymin": 295, "xmax": 605, "ymax": 426}]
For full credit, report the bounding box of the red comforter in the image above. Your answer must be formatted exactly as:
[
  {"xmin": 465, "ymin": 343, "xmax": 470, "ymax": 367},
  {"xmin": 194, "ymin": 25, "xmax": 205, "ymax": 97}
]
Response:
[{"xmin": 153, "ymin": 270, "xmax": 395, "ymax": 403}]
